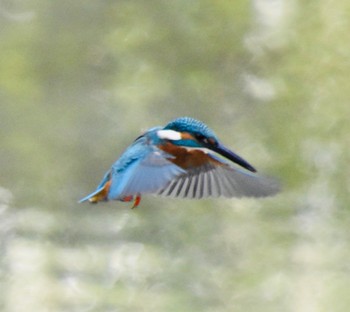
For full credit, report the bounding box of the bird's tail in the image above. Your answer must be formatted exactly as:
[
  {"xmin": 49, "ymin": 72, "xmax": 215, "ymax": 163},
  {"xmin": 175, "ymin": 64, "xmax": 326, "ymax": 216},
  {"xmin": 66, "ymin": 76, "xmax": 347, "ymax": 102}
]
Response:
[{"xmin": 79, "ymin": 180, "xmax": 111, "ymax": 203}]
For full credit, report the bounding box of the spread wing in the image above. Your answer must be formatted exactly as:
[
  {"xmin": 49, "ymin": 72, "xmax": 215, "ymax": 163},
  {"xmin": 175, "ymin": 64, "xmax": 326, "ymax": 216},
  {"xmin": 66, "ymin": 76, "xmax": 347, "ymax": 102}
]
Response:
[{"xmin": 157, "ymin": 153, "xmax": 280, "ymax": 199}]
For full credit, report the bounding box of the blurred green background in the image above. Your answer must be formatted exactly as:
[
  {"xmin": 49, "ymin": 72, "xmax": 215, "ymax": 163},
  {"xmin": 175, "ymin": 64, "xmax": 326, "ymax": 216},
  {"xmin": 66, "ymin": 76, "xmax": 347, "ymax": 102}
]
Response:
[{"xmin": 1, "ymin": 0, "xmax": 350, "ymax": 311}]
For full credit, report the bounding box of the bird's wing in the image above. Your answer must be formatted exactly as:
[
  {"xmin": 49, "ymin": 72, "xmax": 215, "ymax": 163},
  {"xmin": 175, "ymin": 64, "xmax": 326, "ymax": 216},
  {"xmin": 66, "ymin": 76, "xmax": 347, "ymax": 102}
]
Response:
[
  {"xmin": 108, "ymin": 143, "xmax": 186, "ymax": 200},
  {"xmin": 157, "ymin": 152, "xmax": 280, "ymax": 199}
]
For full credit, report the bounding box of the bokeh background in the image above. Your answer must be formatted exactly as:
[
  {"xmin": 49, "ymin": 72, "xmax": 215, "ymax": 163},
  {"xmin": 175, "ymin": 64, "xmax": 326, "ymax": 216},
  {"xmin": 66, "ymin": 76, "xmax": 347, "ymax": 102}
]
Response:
[{"xmin": 1, "ymin": 0, "xmax": 350, "ymax": 311}]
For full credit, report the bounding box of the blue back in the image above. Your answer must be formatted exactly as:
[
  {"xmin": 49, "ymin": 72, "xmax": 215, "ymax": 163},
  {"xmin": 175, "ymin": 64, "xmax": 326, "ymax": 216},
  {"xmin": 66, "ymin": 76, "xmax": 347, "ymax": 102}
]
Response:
[{"xmin": 107, "ymin": 128, "xmax": 185, "ymax": 200}]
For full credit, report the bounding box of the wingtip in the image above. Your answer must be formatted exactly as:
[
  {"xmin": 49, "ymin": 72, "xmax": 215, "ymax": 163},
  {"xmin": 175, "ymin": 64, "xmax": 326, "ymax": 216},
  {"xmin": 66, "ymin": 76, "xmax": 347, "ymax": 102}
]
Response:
[{"xmin": 252, "ymin": 176, "xmax": 282, "ymax": 198}]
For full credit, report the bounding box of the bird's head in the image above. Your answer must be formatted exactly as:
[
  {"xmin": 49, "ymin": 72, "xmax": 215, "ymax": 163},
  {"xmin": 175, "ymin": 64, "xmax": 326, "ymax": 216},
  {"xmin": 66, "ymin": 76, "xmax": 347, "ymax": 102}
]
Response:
[{"xmin": 157, "ymin": 117, "xmax": 257, "ymax": 172}]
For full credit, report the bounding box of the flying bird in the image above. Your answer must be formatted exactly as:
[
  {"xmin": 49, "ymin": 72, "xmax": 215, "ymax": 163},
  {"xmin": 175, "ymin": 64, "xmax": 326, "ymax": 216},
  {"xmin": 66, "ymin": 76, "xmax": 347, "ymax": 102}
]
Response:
[{"xmin": 79, "ymin": 117, "xmax": 279, "ymax": 208}]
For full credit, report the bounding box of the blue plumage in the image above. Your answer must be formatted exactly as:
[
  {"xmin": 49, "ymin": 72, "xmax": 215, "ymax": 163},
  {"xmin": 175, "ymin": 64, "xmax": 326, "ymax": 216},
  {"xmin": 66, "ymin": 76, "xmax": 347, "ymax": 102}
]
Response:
[
  {"xmin": 165, "ymin": 117, "xmax": 217, "ymax": 140},
  {"xmin": 108, "ymin": 132, "xmax": 185, "ymax": 199}
]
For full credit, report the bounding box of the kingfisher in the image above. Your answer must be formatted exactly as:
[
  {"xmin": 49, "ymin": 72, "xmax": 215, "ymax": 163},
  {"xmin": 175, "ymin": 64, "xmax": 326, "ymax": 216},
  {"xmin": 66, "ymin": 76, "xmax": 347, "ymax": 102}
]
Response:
[{"xmin": 79, "ymin": 117, "xmax": 279, "ymax": 208}]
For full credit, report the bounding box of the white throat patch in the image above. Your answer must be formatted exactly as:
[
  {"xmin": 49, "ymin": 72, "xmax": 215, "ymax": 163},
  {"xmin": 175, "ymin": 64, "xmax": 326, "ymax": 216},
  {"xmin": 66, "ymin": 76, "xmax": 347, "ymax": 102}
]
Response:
[{"xmin": 157, "ymin": 130, "xmax": 182, "ymax": 141}]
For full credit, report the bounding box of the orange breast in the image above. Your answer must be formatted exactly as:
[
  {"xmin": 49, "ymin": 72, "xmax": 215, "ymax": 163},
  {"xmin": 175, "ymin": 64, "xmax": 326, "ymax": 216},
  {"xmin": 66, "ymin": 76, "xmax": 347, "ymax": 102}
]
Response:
[{"xmin": 159, "ymin": 142, "xmax": 221, "ymax": 169}]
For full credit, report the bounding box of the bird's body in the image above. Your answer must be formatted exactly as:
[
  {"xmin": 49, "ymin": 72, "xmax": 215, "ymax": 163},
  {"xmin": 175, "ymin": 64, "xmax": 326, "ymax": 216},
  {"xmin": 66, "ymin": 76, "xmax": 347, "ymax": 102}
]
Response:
[{"xmin": 80, "ymin": 117, "xmax": 279, "ymax": 207}]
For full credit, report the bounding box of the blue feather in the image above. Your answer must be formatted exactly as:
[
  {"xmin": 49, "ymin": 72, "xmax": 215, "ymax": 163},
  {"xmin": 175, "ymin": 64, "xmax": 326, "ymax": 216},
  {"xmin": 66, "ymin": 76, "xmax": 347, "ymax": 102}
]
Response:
[
  {"xmin": 164, "ymin": 117, "xmax": 218, "ymax": 140},
  {"xmin": 102, "ymin": 128, "xmax": 185, "ymax": 200}
]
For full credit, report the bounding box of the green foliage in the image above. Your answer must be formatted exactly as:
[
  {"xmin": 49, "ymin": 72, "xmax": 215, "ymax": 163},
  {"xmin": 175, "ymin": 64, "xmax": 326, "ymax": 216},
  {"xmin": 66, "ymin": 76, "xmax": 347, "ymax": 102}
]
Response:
[{"xmin": 1, "ymin": 0, "xmax": 350, "ymax": 311}]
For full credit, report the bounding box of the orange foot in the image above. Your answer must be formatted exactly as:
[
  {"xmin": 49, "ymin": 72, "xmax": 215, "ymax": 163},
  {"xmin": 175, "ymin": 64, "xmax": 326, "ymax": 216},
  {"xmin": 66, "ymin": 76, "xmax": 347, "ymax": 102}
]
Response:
[
  {"xmin": 121, "ymin": 194, "xmax": 142, "ymax": 209},
  {"xmin": 132, "ymin": 195, "xmax": 141, "ymax": 209}
]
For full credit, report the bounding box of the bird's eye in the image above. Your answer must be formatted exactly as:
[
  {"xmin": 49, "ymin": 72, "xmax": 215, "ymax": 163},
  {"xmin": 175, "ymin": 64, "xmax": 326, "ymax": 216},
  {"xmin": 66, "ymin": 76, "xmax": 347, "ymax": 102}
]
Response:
[
  {"xmin": 195, "ymin": 134, "xmax": 209, "ymax": 144},
  {"xmin": 208, "ymin": 138, "xmax": 218, "ymax": 147}
]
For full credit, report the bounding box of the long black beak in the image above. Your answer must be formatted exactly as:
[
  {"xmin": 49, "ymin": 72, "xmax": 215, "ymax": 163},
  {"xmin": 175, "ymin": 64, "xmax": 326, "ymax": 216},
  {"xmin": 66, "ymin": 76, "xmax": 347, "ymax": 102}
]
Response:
[{"xmin": 211, "ymin": 143, "xmax": 257, "ymax": 172}]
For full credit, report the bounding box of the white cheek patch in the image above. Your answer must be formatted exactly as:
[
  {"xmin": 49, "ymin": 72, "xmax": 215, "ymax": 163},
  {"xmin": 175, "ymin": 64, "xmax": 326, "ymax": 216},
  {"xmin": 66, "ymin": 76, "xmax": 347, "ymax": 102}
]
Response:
[
  {"xmin": 184, "ymin": 146, "xmax": 211, "ymax": 153},
  {"xmin": 157, "ymin": 130, "xmax": 182, "ymax": 141}
]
